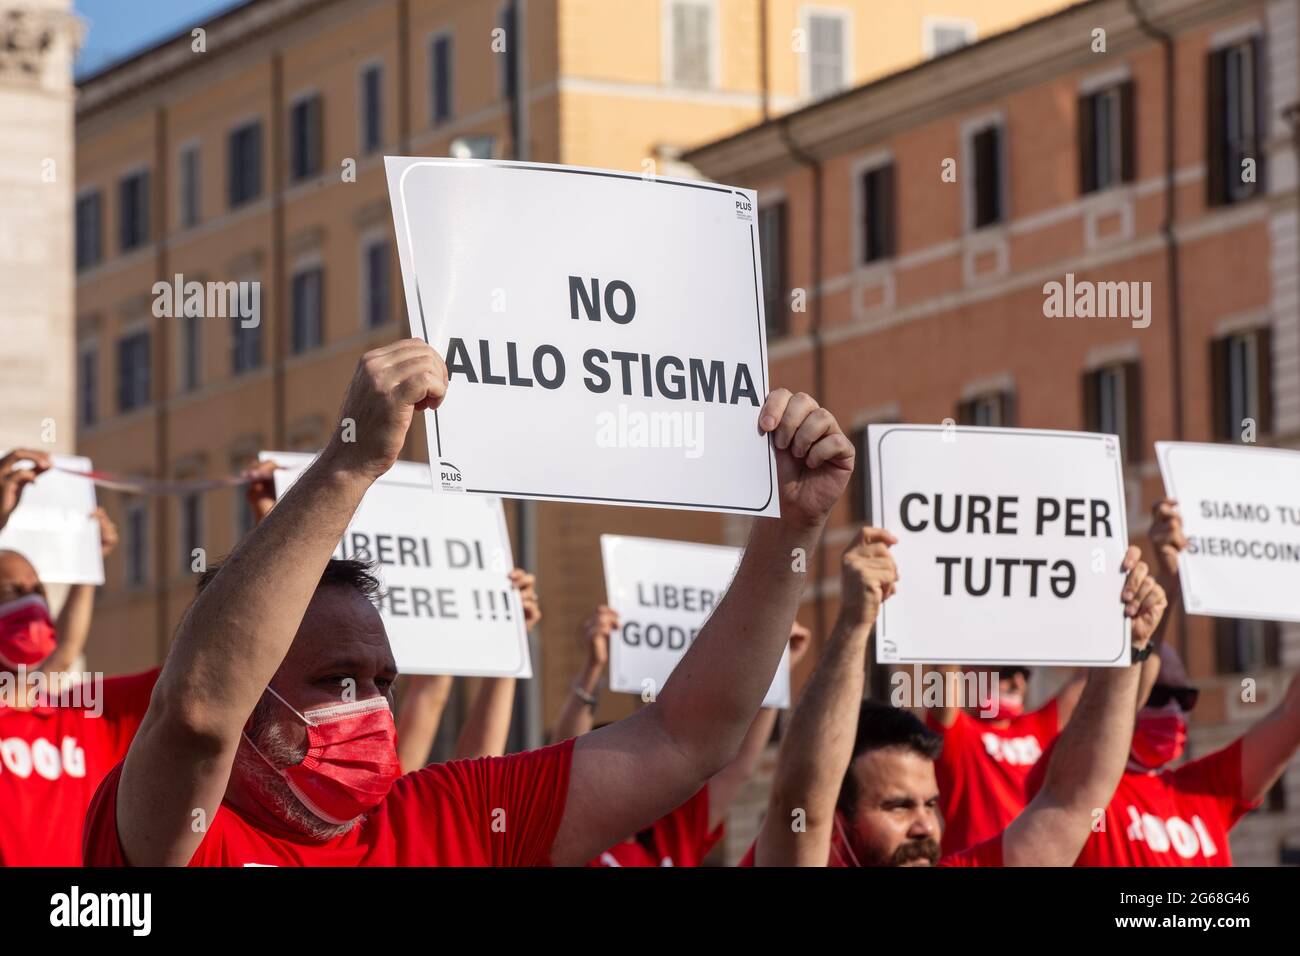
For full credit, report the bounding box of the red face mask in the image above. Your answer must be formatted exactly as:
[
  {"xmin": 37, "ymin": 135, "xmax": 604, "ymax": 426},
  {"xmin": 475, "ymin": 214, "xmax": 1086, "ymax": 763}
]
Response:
[
  {"xmin": 247, "ymin": 687, "xmax": 402, "ymax": 826},
  {"xmin": 979, "ymin": 690, "xmax": 1024, "ymax": 721},
  {"xmin": 0, "ymin": 594, "xmax": 57, "ymax": 669},
  {"xmin": 1130, "ymin": 711, "xmax": 1188, "ymax": 769}
]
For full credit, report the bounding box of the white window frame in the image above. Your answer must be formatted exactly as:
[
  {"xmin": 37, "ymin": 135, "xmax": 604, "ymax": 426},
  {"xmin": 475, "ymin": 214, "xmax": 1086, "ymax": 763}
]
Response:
[
  {"xmin": 227, "ymin": 114, "xmax": 265, "ymax": 207},
  {"xmin": 661, "ymin": 0, "xmax": 719, "ymax": 90},
  {"xmin": 850, "ymin": 149, "xmax": 893, "ymax": 268},
  {"xmin": 923, "ymin": 16, "xmax": 976, "ymax": 59},
  {"xmin": 961, "ymin": 111, "xmax": 1007, "ymax": 233},
  {"xmin": 290, "ymin": 254, "xmax": 325, "ymax": 354},
  {"xmin": 75, "ymin": 185, "xmax": 104, "ymax": 271},
  {"xmin": 800, "ymin": 5, "xmax": 852, "ymax": 102},
  {"xmin": 116, "ymin": 162, "xmax": 152, "ymax": 253},
  {"xmin": 288, "ymin": 87, "xmax": 324, "ymax": 182}
]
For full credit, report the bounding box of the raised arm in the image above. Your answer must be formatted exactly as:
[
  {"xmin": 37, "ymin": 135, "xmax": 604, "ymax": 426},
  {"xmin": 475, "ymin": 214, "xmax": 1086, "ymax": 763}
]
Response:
[
  {"xmin": 706, "ymin": 622, "xmax": 812, "ymax": 833},
  {"xmin": 929, "ymin": 665, "xmax": 963, "ymax": 729},
  {"xmin": 115, "ymin": 340, "xmax": 447, "ymax": 866},
  {"xmin": 1240, "ymin": 672, "xmax": 1300, "ymax": 804},
  {"xmin": 550, "ymin": 605, "xmax": 616, "ymax": 742},
  {"xmin": 1002, "ymin": 547, "xmax": 1165, "ymax": 866},
  {"xmin": 548, "ymin": 390, "xmax": 855, "ymax": 866},
  {"xmin": 753, "ymin": 528, "xmax": 897, "ymax": 866},
  {"xmin": 0, "ymin": 448, "xmax": 51, "ymax": 535},
  {"xmin": 44, "ymin": 508, "xmax": 118, "ymax": 675},
  {"xmin": 396, "ymin": 674, "xmax": 454, "ymax": 772},
  {"xmin": 1050, "ymin": 671, "xmax": 1087, "ymax": 730}
]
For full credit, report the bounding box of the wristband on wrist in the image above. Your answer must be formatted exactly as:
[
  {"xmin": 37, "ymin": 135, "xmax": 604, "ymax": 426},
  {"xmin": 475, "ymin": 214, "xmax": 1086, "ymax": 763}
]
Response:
[
  {"xmin": 571, "ymin": 681, "xmax": 598, "ymax": 708},
  {"xmin": 1131, "ymin": 641, "xmax": 1155, "ymax": 664}
]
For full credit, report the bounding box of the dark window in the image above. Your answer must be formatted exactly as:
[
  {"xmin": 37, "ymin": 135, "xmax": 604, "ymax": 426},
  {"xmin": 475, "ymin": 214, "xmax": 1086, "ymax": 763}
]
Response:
[
  {"xmin": 1207, "ymin": 38, "xmax": 1264, "ymax": 206},
  {"xmin": 180, "ymin": 493, "xmax": 203, "ymax": 573},
  {"xmin": 361, "ymin": 65, "xmax": 383, "ymax": 154},
  {"xmin": 860, "ymin": 163, "xmax": 896, "ymax": 263},
  {"xmin": 1210, "ymin": 328, "xmax": 1273, "ymax": 440},
  {"xmin": 971, "ymin": 125, "xmax": 1003, "ymax": 229},
  {"xmin": 1214, "ymin": 618, "xmax": 1280, "ymax": 673},
  {"xmin": 1082, "ymin": 361, "xmax": 1142, "ymax": 462},
  {"xmin": 78, "ymin": 345, "xmax": 98, "ymax": 427},
  {"xmin": 75, "ymin": 192, "xmax": 102, "ymax": 271},
  {"xmin": 228, "ymin": 121, "xmax": 263, "ymax": 208},
  {"xmin": 118, "ymin": 170, "xmax": 151, "ymax": 252},
  {"xmin": 499, "ymin": 4, "xmax": 519, "ymax": 100},
  {"xmin": 957, "ymin": 390, "xmax": 1016, "ymax": 427},
  {"xmin": 181, "ymin": 313, "xmax": 201, "ymax": 393},
  {"xmin": 431, "ymin": 35, "xmax": 454, "ymax": 124},
  {"xmin": 232, "ymin": 312, "xmax": 262, "ymax": 374},
  {"xmin": 126, "ymin": 505, "xmax": 148, "ymax": 587},
  {"xmin": 1079, "ymin": 82, "xmax": 1135, "ymax": 194},
  {"xmin": 292, "ymin": 267, "xmax": 324, "ymax": 354},
  {"xmin": 290, "ymin": 95, "xmax": 324, "ymax": 182},
  {"xmin": 179, "ymin": 145, "xmax": 201, "ymax": 228},
  {"xmin": 365, "ymin": 241, "xmax": 391, "ymax": 328},
  {"xmin": 670, "ymin": 0, "xmax": 712, "ymax": 88},
  {"xmin": 117, "ymin": 330, "xmax": 151, "ymax": 413},
  {"xmin": 758, "ymin": 202, "xmax": 788, "ymax": 339}
]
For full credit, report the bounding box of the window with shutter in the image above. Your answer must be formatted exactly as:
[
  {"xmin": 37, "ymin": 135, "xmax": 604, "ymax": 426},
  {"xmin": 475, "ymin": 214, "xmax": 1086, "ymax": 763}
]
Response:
[
  {"xmin": 808, "ymin": 13, "xmax": 847, "ymax": 100},
  {"xmin": 670, "ymin": 1, "xmax": 712, "ymax": 88},
  {"xmin": 861, "ymin": 163, "xmax": 896, "ymax": 263},
  {"xmin": 1207, "ymin": 39, "xmax": 1264, "ymax": 206},
  {"xmin": 971, "ymin": 125, "xmax": 1003, "ymax": 228}
]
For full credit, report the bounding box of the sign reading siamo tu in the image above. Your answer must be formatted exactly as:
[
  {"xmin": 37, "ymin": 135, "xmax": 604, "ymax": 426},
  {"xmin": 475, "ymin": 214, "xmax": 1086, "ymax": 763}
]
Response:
[{"xmin": 385, "ymin": 157, "xmax": 779, "ymax": 517}]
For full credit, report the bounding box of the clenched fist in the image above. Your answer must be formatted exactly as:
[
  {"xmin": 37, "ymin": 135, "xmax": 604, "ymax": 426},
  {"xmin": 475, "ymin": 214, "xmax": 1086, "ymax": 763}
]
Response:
[
  {"xmin": 325, "ymin": 340, "xmax": 448, "ymax": 482},
  {"xmin": 838, "ymin": 527, "xmax": 899, "ymax": 629},
  {"xmin": 1148, "ymin": 498, "xmax": 1186, "ymax": 583},
  {"xmin": 758, "ymin": 389, "xmax": 854, "ymax": 528},
  {"xmin": 1120, "ymin": 545, "xmax": 1167, "ymax": 649}
]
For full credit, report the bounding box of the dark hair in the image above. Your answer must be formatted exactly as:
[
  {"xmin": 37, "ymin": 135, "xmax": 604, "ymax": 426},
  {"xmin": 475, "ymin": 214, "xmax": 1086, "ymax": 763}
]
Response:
[
  {"xmin": 836, "ymin": 699, "xmax": 943, "ymax": 816},
  {"xmin": 196, "ymin": 557, "xmax": 384, "ymax": 606}
]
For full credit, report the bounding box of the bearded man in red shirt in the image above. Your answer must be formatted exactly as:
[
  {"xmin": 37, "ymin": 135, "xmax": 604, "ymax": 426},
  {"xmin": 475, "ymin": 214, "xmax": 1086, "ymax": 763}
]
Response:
[
  {"xmin": 83, "ymin": 339, "xmax": 857, "ymax": 867},
  {"xmin": 746, "ymin": 526, "xmax": 1168, "ymax": 867}
]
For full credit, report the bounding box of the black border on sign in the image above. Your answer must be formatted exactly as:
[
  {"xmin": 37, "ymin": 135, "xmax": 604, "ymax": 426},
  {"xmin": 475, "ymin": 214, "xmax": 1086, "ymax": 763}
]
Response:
[
  {"xmin": 400, "ymin": 162, "xmax": 774, "ymax": 513},
  {"xmin": 870, "ymin": 425, "xmax": 1130, "ymax": 666}
]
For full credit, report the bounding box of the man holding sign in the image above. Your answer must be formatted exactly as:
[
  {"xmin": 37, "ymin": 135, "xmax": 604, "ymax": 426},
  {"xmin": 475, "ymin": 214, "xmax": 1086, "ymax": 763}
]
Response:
[
  {"xmin": 1037, "ymin": 500, "xmax": 1300, "ymax": 866},
  {"xmin": 750, "ymin": 527, "xmax": 1167, "ymax": 867},
  {"xmin": 0, "ymin": 449, "xmax": 159, "ymax": 866},
  {"xmin": 83, "ymin": 340, "xmax": 855, "ymax": 866}
]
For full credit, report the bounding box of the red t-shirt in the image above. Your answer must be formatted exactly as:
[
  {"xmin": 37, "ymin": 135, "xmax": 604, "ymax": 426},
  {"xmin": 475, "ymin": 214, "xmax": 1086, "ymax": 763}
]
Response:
[
  {"xmin": 83, "ymin": 737, "xmax": 574, "ymax": 866},
  {"xmin": 929, "ymin": 699, "xmax": 1059, "ymax": 855},
  {"xmin": 737, "ymin": 820, "xmax": 1004, "ymax": 868},
  {"xmin": 0, "ymin": 668, "xmax": 158, "ymax": 866},
  {"xmin": 1027, "ymin": 738, "xmax": 1257, "ymax": 867},
  {"xmin": 586, "ymin": 785, "xmax": 722, "ymax": 867}
]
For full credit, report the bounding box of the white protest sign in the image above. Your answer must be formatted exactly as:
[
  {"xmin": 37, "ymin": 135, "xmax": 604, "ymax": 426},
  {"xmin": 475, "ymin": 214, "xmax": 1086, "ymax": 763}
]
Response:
[
  {"xmin": 385, "ymin": 157, "xmax": 778, "ymax": 517},
  {"xmin": 867, "ymin": 425, "xmax": 1130, "ymax": 667},
  {"xmin": 600, "ymin": 534, "xmax": 791, "ymax": 708},
  {"xmin": 262, "ymin": 452, "xmax": 531, "ymax": 677},
  {"xmin": 0, "ymin": 454, "xmax": 103, "ymax": 585},
  {"xmin": 1156, "ymin": 442, "xmax": 1300, "ymax": 622}
]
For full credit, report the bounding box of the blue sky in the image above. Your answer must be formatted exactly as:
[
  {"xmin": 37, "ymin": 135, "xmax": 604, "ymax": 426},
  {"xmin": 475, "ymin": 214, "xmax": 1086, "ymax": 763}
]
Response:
[{"xmin": 75, "ymin": 0, "xmax": 247, "ymax": 79}]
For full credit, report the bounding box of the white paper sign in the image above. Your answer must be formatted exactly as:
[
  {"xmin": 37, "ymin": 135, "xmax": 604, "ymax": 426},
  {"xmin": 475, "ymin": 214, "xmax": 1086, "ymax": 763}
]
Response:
[
  {"xmin": 600, "ymin": 534, "xmax": 791, "ymax": 708},
  {"xmin": 0, "ymin": 454, "xmax": 103, "ymax": 585},
  {"xmin": 385, "ymin": 157, "xmax": 778, "ymax": 517},
  {"xmin": 867, "ymin": 425, "xmax": 1130, "ymax": 667},
  {"xmin": 1155, "ymin": 441, "xmax": 1300, "ymax": 622},
  {"xmin": 262, "ymin": 452, "xmax": 531, "ymax": 677}
]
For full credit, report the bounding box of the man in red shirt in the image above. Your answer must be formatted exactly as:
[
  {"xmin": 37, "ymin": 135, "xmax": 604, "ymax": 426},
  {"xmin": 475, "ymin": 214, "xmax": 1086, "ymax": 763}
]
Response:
[
  {"xmin": 83, "ymin": 340, "xmax": 857, "ymax": 867},
  {"xmin": 549, "ymin": 607, "xmax": 811, "ymax": 866},
  {"xmin": 748, "ymin": 527, "xmax": 1167, "ymax": 867},
  {"xmin": 0, "ymin": 449, "xmax": 158, "ymax": 866},
  {"xmin": 926, "ymin": 662, "xmax": 1084, "ymax": 854},
  {"xmin": 1035, "ymin": 499, "xmax": 1300, "ymax": 866}
]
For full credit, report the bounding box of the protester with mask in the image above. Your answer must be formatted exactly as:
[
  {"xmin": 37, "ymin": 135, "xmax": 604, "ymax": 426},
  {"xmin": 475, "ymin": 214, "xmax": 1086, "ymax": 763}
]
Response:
[
  {"xmin": 550, "ymin": 606, "xmax": 811, "ymax": 866},
  {"xmin": 926, "ymin": 661, "xmax": 1085, "ymax": 854},
  {"xmin": 0, "ymin": 448, "xmax": 157, "ymax": 866},
  {"xmin": 1028, "ymin": 499, "xmax": 1300, "ymax": 866},
  {"xmin": 243, "ymin": 457, "xmax": 540, "ymax": 773},
  {"xmin": 748, "ymin": 527, "xmax": 1167, "ymax": 867},
  {"xmin": 83, "ymin": 339, "xmax": 855, "ymax": 866}
]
